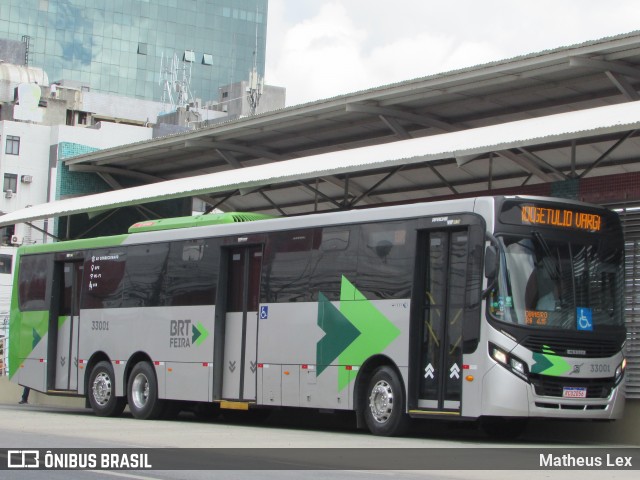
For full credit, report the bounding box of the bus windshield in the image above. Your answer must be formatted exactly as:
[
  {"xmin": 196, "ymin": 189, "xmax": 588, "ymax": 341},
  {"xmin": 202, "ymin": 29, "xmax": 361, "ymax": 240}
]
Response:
[{"xmin": 489, "ymin": 232, "xmax": 624, "ymax": 330}]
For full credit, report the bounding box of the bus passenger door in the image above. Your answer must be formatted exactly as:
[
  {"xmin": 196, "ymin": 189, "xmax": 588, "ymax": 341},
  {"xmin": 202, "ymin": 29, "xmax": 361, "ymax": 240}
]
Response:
[
  {"xmin": 413, "ymin": 229, "xmax": 468, "ymax": 414},
  {"xmin": 221, "ymin": 245, "xmax": 263, "ymax": 401},
  {"xmin": 49, "ymin": 260, "xmax": 83, "ymax": 392}
]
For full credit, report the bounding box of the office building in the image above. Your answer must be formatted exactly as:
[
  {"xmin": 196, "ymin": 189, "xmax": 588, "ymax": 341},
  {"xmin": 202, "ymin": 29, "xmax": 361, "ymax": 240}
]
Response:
[{"xmin": 0, "ymin": 0, "xmax": 268, "ymax": 103}]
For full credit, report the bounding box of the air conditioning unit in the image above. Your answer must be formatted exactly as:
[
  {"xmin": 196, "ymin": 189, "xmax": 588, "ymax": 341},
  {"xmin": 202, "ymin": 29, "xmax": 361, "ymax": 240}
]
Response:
[
  {"xmin": 10, "ymin": 235, "xmax": 22, "ymax": 245},
  {"xmin": 4, "ymin": 190, "xmax": 13, "ymax": 199},
  {"xmin": 21, "ymin": 175, "xmax": 33, "ymax": 183}
]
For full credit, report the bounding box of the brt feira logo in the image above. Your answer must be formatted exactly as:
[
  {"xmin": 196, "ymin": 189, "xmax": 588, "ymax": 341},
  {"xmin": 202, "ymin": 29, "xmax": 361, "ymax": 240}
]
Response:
[{"xmin": 169, "ymin": 320, "xmax": 209, "ymax": 348}]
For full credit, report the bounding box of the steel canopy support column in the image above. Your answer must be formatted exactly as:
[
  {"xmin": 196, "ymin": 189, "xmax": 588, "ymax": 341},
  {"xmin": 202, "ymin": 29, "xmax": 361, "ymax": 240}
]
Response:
[
  {"xmin": 571, "ymin": 140, "xmax": 577, "ymax": 178},
  {"xmin": 343, "ymin": 174, "xmax": 350, "ymax": 208},
  {"xmin": 488, "ymin": 153, "xmax": 493, "ymax": 191}
]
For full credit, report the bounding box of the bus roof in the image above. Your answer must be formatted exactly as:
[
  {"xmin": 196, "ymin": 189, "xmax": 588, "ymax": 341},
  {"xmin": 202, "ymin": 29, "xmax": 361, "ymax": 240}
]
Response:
[{"xmin": 128, "ymin": 212, "xmax": 274, "ymax": 233}]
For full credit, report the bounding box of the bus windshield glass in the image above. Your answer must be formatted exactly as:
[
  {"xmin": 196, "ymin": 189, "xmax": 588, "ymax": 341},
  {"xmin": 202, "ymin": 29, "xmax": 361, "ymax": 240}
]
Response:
[{"xmin": 489, "ymin": 233, "xmax": 624, "ymax": 330}]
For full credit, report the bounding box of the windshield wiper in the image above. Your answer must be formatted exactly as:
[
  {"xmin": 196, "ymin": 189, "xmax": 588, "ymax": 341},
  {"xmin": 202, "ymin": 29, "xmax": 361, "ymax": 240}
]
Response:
[{"xmin": 532, "ymin": 230, "xmax": 561, "ymax": 280}]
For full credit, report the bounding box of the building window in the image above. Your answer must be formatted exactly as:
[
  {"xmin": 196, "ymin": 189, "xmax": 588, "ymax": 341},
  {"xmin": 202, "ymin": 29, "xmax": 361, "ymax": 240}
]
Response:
[
  {"xmin": 0, "ymin": 254, "xmax": 12, "ymax": 274},
  {"xmin": 138, "ymin": 43, "xmax": 148, "ymax": 55},
  {"xmin": 202, "ymin": 53, "xmax": 213, "ymax": 66},
  {"xmin": 183, "ymin": 50, "xmax": 195, "ymax": 62},
  {"xmin": 3, "ymin": 173, "xmax": 18, "ymax": 194},
  {"xmin": 5, "ymin": 135, "xmax": 20, "ymax": 155}
]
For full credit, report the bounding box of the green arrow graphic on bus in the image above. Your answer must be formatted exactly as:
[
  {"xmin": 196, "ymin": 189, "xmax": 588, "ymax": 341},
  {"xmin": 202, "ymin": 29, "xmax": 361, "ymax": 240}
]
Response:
[
  {"xmin": 337, "ymin": 276, "xmax": 401, "ymax": 391},
  {"xmin": 316, "ymin": 292, "xmax": 361, "ymax": 375},
  {"xmin": 192, "ymin": 322, "xmax": 209, "ymax": 346},
  {"xmin": 315, "ymin": 276, "xmax": 401, "ymax": 391},
  {"xmin": 531, "ymin": 345, "xmax": 572, "ymax": 376},
  {"xmin": 32, "ymin": 328, "xmax": 41, "ymax": 350},
  {"xmin": 9, "ymin": 310, "xmax": 48, "ymax": 379}
]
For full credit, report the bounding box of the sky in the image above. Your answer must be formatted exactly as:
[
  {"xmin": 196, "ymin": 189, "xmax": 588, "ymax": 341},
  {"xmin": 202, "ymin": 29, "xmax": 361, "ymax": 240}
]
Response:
[{"xmin": 265, "ymin": 1, "xmax": 640, "ymax": 107}]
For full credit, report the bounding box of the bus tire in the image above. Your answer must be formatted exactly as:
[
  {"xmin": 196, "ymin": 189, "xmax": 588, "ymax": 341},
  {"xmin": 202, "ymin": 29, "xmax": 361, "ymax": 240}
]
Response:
[
  {"xmin": 127, "ymin": 362, "xmax": 164, "ymax": 420},
  {"xmin": 363, "ymin": 366, "xmax": 410, "ymax": 436},
  {"xmin": 88, "ymin": 361, "xmax": 126, "ymax": 417}
]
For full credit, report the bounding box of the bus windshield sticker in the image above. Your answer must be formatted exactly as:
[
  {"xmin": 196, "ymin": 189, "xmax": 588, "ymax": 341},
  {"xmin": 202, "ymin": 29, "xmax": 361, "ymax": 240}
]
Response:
[{"xmin": 576, "ymin": 307, "xmax": 593, "ymax": 331}]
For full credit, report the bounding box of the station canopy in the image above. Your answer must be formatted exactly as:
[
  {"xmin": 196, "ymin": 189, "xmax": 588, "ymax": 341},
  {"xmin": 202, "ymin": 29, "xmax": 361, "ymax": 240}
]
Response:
[{"xmin": 4, "ymin": 31, "xmax": 640, "ymax": 226}]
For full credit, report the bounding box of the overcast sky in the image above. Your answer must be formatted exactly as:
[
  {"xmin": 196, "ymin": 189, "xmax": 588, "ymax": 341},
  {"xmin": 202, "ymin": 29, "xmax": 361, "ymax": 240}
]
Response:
[{"xmin": 265, "ymin": 1, "xmax": 640, "ymax": 107}]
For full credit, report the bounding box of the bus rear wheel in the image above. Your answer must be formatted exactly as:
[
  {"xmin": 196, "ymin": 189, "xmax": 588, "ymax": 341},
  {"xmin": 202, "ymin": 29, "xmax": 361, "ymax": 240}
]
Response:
[
  {"xmin": 363, "ymin": 366, "xmax": 410, "ymax": 436},
  {"xmin": 88, "ymin": 361, "xmax": 126, "ymax": 417},
  {"xmin": 127, "ymin": 362, "xmax": 164, "ymax": 420}
]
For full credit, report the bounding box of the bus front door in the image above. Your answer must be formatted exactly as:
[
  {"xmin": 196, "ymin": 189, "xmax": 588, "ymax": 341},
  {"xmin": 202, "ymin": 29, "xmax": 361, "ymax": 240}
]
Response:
[
  {"xmin": 221, "ymin": 245, "xmax": 263, "ymax": 401},
  {"xmin": 413, "ymin": 229, "xmax": 468, "ymax": 414},
  {"xmin": 48, "ymin": 260, "xmax": 83, "ymax": 392}
]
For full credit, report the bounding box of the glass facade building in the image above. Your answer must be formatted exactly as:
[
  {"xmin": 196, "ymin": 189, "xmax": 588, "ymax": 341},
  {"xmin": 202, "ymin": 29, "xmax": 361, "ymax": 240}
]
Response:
[{"xmin": 0, "ymin": 0, "xmax": 268, "ymax": 103}]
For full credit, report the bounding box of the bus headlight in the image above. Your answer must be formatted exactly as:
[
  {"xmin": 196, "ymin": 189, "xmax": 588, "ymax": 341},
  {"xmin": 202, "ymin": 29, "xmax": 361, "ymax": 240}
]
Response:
[
  {"xmin": 491, "ymin": 346, "xmax": 508, "ymax": 365},
  {"xmin": 490, "ymin": 343, "xmax": 529, "ymax": 381},
  {"xmin": 510, "ymin": 357, "xmax": 526, "ymax": 376},
  {"xmin": 615, "ymin": 358, "xmax": 627, "ymax": 385}
]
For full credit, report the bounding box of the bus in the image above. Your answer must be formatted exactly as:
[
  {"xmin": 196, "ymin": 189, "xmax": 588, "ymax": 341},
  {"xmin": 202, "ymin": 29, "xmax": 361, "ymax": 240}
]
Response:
[{"xmin": 7, "ymin": 196, "xmax": 627, "ymax": 436}]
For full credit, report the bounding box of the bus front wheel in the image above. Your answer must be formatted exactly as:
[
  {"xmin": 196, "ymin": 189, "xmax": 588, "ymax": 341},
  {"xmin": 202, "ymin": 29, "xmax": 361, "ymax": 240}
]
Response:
[
  {"xmin": 88, "ymin": 361, "xmax": 126, "ymax": 417},
  {"xmin": 127, "ymin": 362, "xmax": 164, "ymax": 420},
  {"xmin": 363, "ymin": 366, "xmax": 410, "ymax": 436}
]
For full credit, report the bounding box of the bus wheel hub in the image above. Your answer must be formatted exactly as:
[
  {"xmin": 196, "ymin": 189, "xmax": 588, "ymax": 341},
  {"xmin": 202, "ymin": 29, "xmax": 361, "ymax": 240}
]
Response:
[
  {"xmin": 369, "ymin": 380, "xmax": 393, "ymax": 423},
  {"xmin": 93, "ymin": 372, "xmax": 112, "ymax": 406}
]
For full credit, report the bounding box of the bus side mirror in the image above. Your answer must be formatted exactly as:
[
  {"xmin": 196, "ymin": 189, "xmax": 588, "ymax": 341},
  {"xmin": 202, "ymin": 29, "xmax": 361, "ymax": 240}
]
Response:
[{"xmin": 485, "ymin": 245, "xmax": 498, "ymax": 280}]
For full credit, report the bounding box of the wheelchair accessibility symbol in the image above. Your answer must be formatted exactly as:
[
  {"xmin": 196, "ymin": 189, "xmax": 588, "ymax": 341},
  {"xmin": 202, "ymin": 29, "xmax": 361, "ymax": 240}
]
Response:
[
  {"xmin": 576, "ymin": 307, "xmax": 593, "ymax": 331},
  {"xmin": 260, "ymin": 305, "xmax": 269, "ymax": 320}
]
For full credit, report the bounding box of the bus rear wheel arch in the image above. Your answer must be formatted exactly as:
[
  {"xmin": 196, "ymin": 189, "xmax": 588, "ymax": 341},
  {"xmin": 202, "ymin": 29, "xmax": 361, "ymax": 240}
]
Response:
[
  {"xmin": 127, "ymin": 361, "xmax": 165, "ymax": 420},
  {"xmin": 88, "ymin": 360, "xmax": 126, "ymax": 417},
  {"xmin": 362, "ymin": 365, "xmax": 411, "ymax": 436}
]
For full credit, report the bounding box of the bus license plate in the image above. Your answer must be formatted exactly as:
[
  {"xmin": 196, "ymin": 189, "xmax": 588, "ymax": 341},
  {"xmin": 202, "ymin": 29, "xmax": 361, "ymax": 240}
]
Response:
[{"xmin": 563, "ymin": 387, "xmax": 587, "ymax": 398}]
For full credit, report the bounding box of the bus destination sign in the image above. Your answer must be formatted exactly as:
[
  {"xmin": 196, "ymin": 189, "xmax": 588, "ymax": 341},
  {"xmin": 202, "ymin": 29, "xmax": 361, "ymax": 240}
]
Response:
[{"xmin": 500, "ymin": 203, "xmax": 604, "ymax": 232}]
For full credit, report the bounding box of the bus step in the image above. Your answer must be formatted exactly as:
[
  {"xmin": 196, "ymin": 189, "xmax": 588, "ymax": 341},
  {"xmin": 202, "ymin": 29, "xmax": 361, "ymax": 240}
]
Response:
[
  {"xmin": 46, "ymin": 389, "xmax": 79, "ymax": 397},
  {"xmin": 408, "ymin": 409, "xmax": 461, "ymax": 417},
  {"xmin": 219, "ymin": 400, "xmax": 252, "ymax": 411}
]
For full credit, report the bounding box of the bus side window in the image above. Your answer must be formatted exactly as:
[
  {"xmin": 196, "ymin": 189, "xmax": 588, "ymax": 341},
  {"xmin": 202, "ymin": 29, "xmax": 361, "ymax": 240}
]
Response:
[
  {"xmin": 262, "ymin": 230, "xmax": 314, "ymax": 303},
  {"xmin": 308, "ymin": 226, "xmax": 358, "ymax": 301},
  {"xmin": 18, "ymin": 254, "xmax": 51, "ymax": 311},
  {"xmin": 162, "ymin": 239, "xmax": 218, "ymax": 306},
  {"xmin": 357, "ymin": 221, "xmax": 415, "ymax": 300},
  {"xmin": 122, "ymin": 243, "xmax": 170, "ymax": 308},
  {"xmin": 82, "ymin": 250, "xmax": 126, "ymax": 309},
  {"xmin": 462, "ymin": 225, "xmax": 483, "ymax": 353}
]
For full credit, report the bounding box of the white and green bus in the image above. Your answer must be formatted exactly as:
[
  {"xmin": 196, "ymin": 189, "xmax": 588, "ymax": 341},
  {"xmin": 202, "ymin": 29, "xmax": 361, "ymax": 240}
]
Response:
[{"xmin": 8, "ymin": 196, "xmax": 627, "ymax": 436}]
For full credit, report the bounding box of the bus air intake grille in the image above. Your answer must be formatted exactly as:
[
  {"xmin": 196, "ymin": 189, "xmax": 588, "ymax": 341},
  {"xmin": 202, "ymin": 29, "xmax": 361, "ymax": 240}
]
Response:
[
  {"xmin": 529, "ymin": 374, "xmax": 615, "ymax": 399},
  {"xmin": 520, "ymin": 335, "xmax": 620, "ymax": 358}
]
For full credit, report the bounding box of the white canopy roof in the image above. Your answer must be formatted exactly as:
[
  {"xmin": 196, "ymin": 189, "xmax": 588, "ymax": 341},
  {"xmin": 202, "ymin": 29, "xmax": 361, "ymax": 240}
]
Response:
[{"xmin": 2, "ymin": 100, "xmax": 640, "ymax": 228}]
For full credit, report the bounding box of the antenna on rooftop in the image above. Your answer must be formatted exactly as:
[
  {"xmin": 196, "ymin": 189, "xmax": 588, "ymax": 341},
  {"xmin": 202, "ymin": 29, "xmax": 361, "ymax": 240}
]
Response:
[
  {"xmin": 246, "ymin": 8, "xmax": 263, "ymax": 116},
  {"xmin": 159, "ymin": 51, "xmax": 195, "ymax": 111},
  {"xmin": 21, "ymin": 35, "xmax": 31, "ymax": 66}
]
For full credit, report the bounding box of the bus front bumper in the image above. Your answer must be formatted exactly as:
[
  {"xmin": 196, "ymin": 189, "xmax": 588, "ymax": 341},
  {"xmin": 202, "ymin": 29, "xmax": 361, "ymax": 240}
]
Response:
[{"xmin": 481, "ymin": 364, "xmax": 625, "ymax": 420}]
